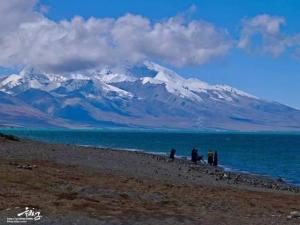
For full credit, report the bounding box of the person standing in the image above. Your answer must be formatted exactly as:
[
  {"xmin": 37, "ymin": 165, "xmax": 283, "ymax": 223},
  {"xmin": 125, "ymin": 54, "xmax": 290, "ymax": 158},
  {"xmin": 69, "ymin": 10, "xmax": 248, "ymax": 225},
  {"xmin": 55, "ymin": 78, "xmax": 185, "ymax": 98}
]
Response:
[
  {"xmin": 169, "ymin": 148, "xmax": 176, "ymax": 161},
  {"xmin": 191, "ymin": 148, "xmax": 197, "ymax": 164},
  {"xmin": 207, "ymin": 150, "xmax": 214, "ymax": 166},
  {"xmin": 213, "ymin": 151, "xmax": 218, "ymax": 166}
]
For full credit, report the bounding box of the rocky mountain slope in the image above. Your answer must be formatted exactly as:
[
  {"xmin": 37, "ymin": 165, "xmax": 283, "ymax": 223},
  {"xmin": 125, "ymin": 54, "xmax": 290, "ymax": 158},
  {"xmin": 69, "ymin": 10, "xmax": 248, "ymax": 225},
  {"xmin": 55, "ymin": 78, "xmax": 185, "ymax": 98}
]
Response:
[{"xmin": 0, "ymin": 62, "xmax": 299, "ymax": 131}]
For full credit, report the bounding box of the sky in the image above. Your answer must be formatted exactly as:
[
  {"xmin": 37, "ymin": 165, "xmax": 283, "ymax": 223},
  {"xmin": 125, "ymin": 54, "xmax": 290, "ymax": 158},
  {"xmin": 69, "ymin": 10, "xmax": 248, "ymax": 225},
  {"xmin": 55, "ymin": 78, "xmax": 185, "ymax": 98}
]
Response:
[{"xmin": 0, "ymin": 0, "xmax": 300, "ymax": 108}]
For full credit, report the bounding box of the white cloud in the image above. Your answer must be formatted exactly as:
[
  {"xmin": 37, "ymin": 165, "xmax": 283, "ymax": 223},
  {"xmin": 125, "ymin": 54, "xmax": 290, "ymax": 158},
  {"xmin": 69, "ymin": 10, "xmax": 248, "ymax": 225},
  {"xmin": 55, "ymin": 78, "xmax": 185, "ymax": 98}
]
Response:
[
  {"xmin": 238, "ymin": 14, "xmax": 300, "ymax": 57},
  {"xmin": 0, "ymin": 0, "xmax": 39, "ymax": 34},
  {"xmin": 0, "ymin": 1, "xmax": 232, "ymax": 73}
]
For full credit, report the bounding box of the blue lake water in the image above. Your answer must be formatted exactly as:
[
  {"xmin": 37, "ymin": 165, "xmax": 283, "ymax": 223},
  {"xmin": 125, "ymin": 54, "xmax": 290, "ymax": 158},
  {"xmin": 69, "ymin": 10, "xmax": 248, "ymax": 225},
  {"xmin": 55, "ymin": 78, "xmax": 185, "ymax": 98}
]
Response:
[{"xmin": 1, "ymin": 129, "xmax": 300, "ymax": 186}]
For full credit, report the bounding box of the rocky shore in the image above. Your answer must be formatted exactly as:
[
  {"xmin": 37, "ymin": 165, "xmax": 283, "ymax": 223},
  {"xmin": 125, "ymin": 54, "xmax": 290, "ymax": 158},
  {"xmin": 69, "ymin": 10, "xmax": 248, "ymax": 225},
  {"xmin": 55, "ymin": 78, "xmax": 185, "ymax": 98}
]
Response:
[{"xmin": 0, "ymin": 134, "xmax": 300, "ymax": 224}]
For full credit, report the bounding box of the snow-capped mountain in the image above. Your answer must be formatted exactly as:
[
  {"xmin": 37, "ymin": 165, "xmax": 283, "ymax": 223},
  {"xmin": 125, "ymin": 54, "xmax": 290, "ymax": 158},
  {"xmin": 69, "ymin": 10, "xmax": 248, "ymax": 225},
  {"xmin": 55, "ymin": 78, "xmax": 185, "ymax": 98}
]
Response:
[{"xmin": 0, "ymin": 62, "xmax": 300, "ymax": 131}]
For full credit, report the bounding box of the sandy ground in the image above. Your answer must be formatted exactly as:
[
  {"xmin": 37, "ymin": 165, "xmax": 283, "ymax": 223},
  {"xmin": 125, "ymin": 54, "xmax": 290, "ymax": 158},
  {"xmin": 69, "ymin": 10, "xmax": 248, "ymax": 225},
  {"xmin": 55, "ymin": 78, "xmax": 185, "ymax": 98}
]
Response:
[{"xmin": 0, "ymin": 135, "xmax": 300, "ymax": 225}]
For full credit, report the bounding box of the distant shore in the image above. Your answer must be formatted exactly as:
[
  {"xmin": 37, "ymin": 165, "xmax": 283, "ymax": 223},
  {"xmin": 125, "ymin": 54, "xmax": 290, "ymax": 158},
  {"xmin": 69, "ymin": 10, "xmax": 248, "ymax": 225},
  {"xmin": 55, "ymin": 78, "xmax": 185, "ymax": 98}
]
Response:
[{"xmin": 0, "ymin": 134, "xmax": 300, "ymax": 225}]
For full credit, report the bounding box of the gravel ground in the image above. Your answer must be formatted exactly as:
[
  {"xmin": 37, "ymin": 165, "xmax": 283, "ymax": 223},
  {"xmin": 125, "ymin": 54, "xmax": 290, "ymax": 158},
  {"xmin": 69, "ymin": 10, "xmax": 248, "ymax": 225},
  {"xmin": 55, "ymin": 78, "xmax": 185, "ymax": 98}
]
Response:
[
  {"xmin": 0, "ymin": 137, "xmax": 298, "ymax": 193},
  {"xmin": 0, "ymin": 136, "xmax": 300, "ymax": 225}
]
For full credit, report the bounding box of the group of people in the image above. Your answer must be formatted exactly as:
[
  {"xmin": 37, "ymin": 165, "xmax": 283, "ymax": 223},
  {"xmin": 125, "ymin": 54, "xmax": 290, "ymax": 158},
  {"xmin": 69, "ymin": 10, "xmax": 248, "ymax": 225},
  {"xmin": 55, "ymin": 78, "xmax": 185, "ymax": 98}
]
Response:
[{"xmin": 169, "ymin": 148, "xmax": 218, "ymax": 166}]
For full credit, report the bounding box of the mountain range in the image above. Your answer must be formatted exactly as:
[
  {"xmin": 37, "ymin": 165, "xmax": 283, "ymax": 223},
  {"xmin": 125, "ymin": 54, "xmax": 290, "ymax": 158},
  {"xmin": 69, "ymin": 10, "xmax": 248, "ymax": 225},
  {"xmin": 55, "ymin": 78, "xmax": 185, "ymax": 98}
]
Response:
[{"xmin": 0, "ymin": 62, "xmax": 299, "ymax": 131}]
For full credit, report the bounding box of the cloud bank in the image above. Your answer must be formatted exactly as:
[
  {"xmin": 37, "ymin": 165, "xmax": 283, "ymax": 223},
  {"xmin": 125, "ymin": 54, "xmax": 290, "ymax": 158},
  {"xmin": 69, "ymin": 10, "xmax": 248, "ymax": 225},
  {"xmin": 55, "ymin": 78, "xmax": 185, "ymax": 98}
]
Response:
[
  {"xmin": 0, "ymin": 0, "xmax": 231, "ymax": 73},
  {"xmin": 1, "ymin": 1, "xmax": 300, "ymax": 73},
  {"xmin": 238, "ymin": 14, "xmax": 300, "ymax": 57}
]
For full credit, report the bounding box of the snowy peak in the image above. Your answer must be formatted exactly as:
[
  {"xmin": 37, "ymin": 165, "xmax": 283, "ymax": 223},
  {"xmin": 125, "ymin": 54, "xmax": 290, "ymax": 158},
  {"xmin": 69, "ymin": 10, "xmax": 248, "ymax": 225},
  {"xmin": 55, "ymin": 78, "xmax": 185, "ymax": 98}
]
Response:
[
  {"xmin": 0, "ymin": 62, "xmax": 258, "ymax": 103},
  {"xmin": 0, "ymin": 62, "xmax": 299, "ymax": 131},
  {"xmin": 138, "ymin": 62, "xmax": 258, "ymax": 102},
  {"xmin": 55, "ymin": 78, "xmax": 133, "ymax": 98},
  {"xmin": 93, "ymin": 71, "xmax": 137, "ymax": 84},
  {"xmin": 1, "ymin": 74, "xmax": 23, "ymax": 87},
  {"xmin": 0, "ymin": 69, "xmax": 66, "ymax": 94}
]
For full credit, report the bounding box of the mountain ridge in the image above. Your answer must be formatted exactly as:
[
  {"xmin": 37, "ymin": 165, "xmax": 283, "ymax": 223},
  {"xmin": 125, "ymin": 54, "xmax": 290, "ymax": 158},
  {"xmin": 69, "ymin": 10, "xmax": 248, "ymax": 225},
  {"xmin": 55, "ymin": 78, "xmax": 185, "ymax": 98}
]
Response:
[{"xmin": 0, "ymin": 62, "xmax": 299, "ymax": 131}]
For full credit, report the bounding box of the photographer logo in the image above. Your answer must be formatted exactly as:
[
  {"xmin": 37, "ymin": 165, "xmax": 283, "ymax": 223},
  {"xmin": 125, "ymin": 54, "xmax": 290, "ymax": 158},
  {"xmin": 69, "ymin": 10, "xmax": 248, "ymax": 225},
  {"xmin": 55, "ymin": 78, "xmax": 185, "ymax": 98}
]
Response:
[{"xmin": 7, "ymin": 207, "xmax": 42, "ymax": 223}]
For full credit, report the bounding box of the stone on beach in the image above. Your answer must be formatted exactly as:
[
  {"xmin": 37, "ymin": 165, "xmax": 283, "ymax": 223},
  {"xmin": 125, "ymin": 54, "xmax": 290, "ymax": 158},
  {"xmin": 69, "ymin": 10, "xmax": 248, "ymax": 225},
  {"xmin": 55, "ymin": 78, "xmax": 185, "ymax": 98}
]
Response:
[{"xmin": 288, "ymin": 211, "xmax": 300, "ymax": 219}]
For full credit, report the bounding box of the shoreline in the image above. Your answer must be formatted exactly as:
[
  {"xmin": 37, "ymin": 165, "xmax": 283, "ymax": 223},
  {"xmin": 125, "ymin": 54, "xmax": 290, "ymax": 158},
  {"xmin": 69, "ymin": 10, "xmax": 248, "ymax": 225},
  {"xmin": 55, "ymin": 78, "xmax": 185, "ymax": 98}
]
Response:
[
  {"xmin": 0, "ymin": 135, "xmax": 300, "ymax": 193},
  {"xmin": 1, "ymin": 128, "xmax": 299, "ymax": 186},
  {"xmin": 0, "ymin": 134, "xmax": 300, "ymax": 224},
  {"xmin": 105, "ymin": 148, "xmax": 300, "ymax": 193},
  {"xmin": 79, "ymin": 144, "xmax": 300, "ymax": 188},
  {"xmin": 19, "ymin": 139, "xmax": 299, "ymax": 191}
]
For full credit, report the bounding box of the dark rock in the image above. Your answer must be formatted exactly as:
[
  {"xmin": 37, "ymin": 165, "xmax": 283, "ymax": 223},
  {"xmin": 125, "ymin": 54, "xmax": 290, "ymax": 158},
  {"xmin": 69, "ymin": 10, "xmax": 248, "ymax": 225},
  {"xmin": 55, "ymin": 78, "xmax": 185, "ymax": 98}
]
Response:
[
  {"xmin": 0, "ymin": 133, "xmax": 19, "ymax": 141},
  {"xmin": 290, "ymin": 211, "xmax": 300, "ymax": 218},
  {"xmin": 24, "ymin": 165, "xmax": 33, "ymax": 170},
  {"xmin": 119, "ymin": 193, "xmax": 130, "ymax": 199}
]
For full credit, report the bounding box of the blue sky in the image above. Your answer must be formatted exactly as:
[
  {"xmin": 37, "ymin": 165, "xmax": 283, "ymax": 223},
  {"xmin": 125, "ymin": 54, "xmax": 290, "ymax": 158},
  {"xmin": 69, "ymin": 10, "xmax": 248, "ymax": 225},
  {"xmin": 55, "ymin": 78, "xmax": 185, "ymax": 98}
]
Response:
[{"xmin": 1, "ymin": 0, "xmax": 300, "ymax": 108}]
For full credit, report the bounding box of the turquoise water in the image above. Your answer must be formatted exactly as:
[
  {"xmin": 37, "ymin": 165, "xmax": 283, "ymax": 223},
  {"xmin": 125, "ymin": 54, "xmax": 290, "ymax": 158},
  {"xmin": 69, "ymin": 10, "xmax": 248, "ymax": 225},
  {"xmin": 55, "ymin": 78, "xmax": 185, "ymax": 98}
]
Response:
[{"xmin": 1, "ymin": 129, "xmax": 300, "ymax": 185}]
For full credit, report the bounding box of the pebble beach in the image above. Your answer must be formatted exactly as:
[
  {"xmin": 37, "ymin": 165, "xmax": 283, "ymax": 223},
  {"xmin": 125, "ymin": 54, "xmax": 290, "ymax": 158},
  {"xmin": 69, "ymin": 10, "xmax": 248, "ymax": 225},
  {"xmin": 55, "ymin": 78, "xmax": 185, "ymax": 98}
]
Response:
[{"xmin": 0, "ymin": 133, "xmax": 300, "ymax": 225}]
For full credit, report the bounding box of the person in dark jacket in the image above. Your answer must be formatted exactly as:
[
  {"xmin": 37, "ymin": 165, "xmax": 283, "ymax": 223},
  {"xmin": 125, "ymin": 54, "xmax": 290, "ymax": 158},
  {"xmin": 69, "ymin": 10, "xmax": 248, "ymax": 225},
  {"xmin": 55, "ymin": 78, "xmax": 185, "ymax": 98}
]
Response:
[
  {"xmin": 169, "ymin": 148, "xmax": 176, "ymax": 161},
  {"xmin": 207, "ymin": 150, "xmax": 214, "ymax": 166},
  {"xmin": 213, "ymin": 151, "xmax": 218, "ymax": 166},
  {"xmin": 191, "ymin": 148, "xmax": 197, "ymax": 164}
]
